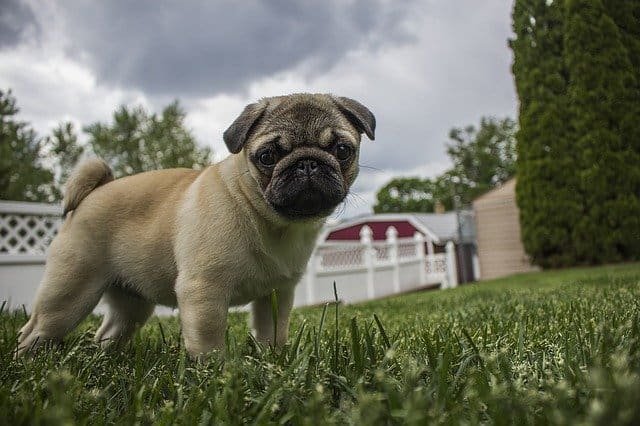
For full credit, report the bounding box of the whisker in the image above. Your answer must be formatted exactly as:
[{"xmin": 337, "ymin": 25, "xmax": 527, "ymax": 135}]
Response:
[
  {"xmin": 358, "ymin": 163, "xmax": 382, "ymax": 172},
  {"xmin": 334, "ymin": 201, "xmax": 348, "ymax": 217},
  {"xmin": 331, "ymin": 204, "xmax": 350, "ymax": 221},
  {"xmin": 347, "ymin": 191, "xmax": 368, "ymax": 206},
  {"xmin": 328, "ymin": 192, "xmax": 369, "ymax": 220}
]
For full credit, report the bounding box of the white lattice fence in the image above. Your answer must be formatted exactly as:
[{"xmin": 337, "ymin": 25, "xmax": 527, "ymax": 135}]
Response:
[
  {"xmin": 317, "ymin": 244, "xmax": 365, "ymax": 269},
  {"xmin": 397, "ymin": 241, "xmax": 417, "ymax": 258},
  {"xmin": 427, "ymin": 256, "xmax": 447, "ymax": 275},
  {"xmin": 0, "ymin": 201, "xmax": 62, "ymax": 260},
  {"xmin": 0, "ymin": 201, "xmax": 62, "ymax": 313},
  {"xmin": 373, "ymin": 242, "xmax": 391, "ymax": 261}
]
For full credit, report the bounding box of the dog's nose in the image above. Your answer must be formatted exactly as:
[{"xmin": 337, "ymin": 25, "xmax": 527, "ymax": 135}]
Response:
[{"xmin": 296, "ymin": 159, "xmax": 319, "ymax": 176}]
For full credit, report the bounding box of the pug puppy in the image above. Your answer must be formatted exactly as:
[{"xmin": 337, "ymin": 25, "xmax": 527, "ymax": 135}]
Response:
[{"xmin": 17, "ymin": 93, "xmax": 375, "ymax": 358}]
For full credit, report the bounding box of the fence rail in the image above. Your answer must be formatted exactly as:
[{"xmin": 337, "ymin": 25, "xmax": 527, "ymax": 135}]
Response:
[{"xmin": 0, "ymin": 200, "xmax": 457, "ymax": 313}]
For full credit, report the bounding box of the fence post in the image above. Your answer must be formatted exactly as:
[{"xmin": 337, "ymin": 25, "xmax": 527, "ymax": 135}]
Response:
[
  {"xmin": 386, "ymin": 226, "xmax": 400, "ymax": 293},
  {"xmin": 360, "ymin": 225, "xmax": 375, "ymax": 299},
  {"xmin": 426, "ymin": 236, "xmax": 434, "ymax": 282},
  {"xmin": 426, "ymin": 238, "xmax": 434, "ymax": 256},
  {"xmin": 472, "ymin": 252, "xmax": 481, "ymax": 281},
  {"xmin": 414, "ymin": 232, "xmax": 427, "ymax": 285},
  {"xmin": 305, "ymin": 251, "xmax": 316, "ymax": 305},
  {"xmin": 445, "ymin": 241, "xmax": 458, "ymax": 288}
]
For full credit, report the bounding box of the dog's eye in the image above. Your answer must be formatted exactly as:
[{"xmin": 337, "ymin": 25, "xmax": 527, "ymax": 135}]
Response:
[
  {"xmin": 259, "ymin": 150, "xmax": 276, "ymax": 166},
  {"xmin": 336, "ymin": 143, "xmax": 353, "ymax": 161}
]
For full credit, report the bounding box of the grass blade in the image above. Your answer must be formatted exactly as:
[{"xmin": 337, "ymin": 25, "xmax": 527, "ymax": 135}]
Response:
[
  {"xmin": 271, "ymin": 289, "xmax": 279, "ymax": 347},
  {"xmin": 289, "ymin": 320, "xmax": 307, "ymax": 360},
  {"xmin": 333, "ymin": 281, "xmax": 339, "ymax": 373},
  {"xmin": 315, "ymin": 302, "xmax": 329, "ymax": 360},
  {"xmin": 373, "ymin": 313, "xmax": 391, "ymax": 349},
  {"xmin": 349, "ymin": 317, "xmax": 363, "ymax": 373}
]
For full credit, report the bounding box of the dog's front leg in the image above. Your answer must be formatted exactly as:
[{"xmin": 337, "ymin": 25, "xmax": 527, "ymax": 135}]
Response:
[
  {"xmin": 252, "ymin": 285, "xmax": 295, "ymax": 347},
  {"xmin": 176, "ymin": 274, "xmax": 229, "ymax": 359}
]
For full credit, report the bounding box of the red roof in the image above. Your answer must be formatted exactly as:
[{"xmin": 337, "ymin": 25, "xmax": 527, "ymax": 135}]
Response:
[{"xmin": 327, "ymin": 220, "xmax": 419, "ymax": 241}]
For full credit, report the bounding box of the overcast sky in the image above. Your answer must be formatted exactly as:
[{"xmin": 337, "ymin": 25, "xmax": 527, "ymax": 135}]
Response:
[{"xmin": 0, "ymin": 0, "xmax": 517, "ymax": 219}]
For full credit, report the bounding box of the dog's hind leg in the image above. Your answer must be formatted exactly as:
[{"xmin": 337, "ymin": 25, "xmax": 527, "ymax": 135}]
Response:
[
  {"xmin": 94, "ymin": 285, "xmax": 155, "ymax": 348},
  {"xmin": 16, "ymin": 255, "xmax": 108, "ymax": 356}
]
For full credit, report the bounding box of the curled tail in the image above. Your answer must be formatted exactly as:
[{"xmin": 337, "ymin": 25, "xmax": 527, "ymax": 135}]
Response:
[{"xmin": 63, "ymin": 158, "xmax": 114, "ymax": 217}]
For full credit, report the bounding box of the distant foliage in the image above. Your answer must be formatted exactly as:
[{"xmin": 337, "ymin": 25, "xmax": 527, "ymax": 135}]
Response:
[
  {"xmin": 374, "ymin": 177, "xmax": 450, "ymax": 213},
  {"xmin": 43, "ymin": 122, "xmax": 85, "ymax": 202},
  {"xmin": 374, "ymin": 117, "xmax": 516, "ymax": 213},
  {"xmin": 446, "ymin": 117, "xmax": 517, "ymax": 204},
  {"xmin": 0, "ymin": 92, "xmax": 213, "ymax": 202},
  {"xmin": 85, "ymin": 102, "xmax": 212, "ymax": 178},
  {"xmin": 511, "ymin": 0, "xmax": 640, "ymax": 267},
  {"xmin": 0, "ymin": 90, "xmax": 54, "ymax": 202}
]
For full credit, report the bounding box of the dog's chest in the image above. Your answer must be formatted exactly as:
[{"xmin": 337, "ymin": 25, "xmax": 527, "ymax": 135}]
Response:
[{"xmin": 229, "ymin": 228, "xmax": 317, "ymax": 305}]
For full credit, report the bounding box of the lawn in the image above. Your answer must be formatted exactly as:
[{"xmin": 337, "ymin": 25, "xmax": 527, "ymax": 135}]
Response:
[{"xmin": 1, "ymin": 263, "xmax": 640, "ymax": 425}]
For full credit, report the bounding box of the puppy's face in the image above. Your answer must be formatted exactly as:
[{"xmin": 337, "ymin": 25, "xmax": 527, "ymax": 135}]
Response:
[{"xmin": 223, "ymin": 94, "xmax": 375, "ymax": 220}]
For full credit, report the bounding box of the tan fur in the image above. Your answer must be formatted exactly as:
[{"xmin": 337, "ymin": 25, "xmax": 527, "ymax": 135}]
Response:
[
  {"xmin": 63, "ymin": 158, "xmax": 114, "ymax": 216},
  {"xmin": 17, "ymin": 93, "xmax": 375, "ymax": 359}
]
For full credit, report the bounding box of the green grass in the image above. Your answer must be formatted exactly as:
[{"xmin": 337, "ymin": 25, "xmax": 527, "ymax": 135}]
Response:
[{"xmin": 1, "ymin": 263, "xmax": 640, "ymax": 425}]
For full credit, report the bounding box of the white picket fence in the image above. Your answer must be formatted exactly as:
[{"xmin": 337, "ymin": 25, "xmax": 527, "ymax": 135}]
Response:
[
  {"xmin": 0, "ymin": 201, "xmax": 456, "ymax": 313},
  {"xmin": 293, "ymin": 225, "xmax": 456, "ymax": 307}
]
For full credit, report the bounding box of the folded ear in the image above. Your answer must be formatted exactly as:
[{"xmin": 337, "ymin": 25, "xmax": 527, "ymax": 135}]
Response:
[
  {"xmin": 332, "ymin": 96, "xmax": 376, "ymax": 141},
  {"xmin": 223, "ymin": 101, "xmax": 268, "ymax": 153}
]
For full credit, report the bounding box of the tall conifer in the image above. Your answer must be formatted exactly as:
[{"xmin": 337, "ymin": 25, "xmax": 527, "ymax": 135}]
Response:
[
  {"xmin": 512, "ymin": 0, "xmax": 640, "ymax": 266},
  {"xmin": 565, "ymin": 0, "xmax": 640, "ymax": 262},
  {"xmin": 511, "ymin": 0, "xmax": 580, "ymax": 267}
]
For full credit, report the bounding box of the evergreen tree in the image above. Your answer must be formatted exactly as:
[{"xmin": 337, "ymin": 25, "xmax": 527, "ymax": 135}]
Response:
[
  {"xmin": 43, "ymin": 121, "xmax": 84, "ymax": 201},
  {"xmin": 603, "ymin": 0, "xmax": 640, "ymax": 176},
  {"xmin": 511, "ymin": 0, "xmax": 581, "ymax": 267},
  {"xmin": 0, "ymin": 90, "xmax": 53, "ymax": 202},
  {"xmin": 85, "ymin": 101, "xmax": 212, "ymax": 178},
  {"xmin": 0, "ymin": 91, "xmax": 214, "ymax": 202},
  {"xmin": 603, "ymin": 0, "xmax": 640, "ymax": 78},
  {"xmin": 512, "ymin": 0, "xmax": 640, "ymax": 266},
  {"xmin": 564, "ymin": 0, "xmax": 640, "ymax": 263}
]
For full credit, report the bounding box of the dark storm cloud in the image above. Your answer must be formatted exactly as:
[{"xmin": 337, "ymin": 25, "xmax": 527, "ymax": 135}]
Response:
[
  {"xmin": 0, "ymin": 0, "xmax": 517, "ymax": 217},
  {"xmin": 58, "ymin": 0, "xmax": 416, "ymax": 96},
  {"xmin": 0, "ymin": 0, "xmax": 39, "ymax": 48}
]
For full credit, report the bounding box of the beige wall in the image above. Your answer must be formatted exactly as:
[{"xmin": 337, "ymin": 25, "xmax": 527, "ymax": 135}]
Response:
[{"xmin": 473, "ymin": 179, "xmax": 538, "ymax": 280}]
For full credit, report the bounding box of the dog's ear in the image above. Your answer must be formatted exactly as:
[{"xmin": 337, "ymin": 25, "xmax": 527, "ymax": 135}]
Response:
[
  {"xmin": 223, "ymin": 101, "xmax": 268, "ymax": 154},
  {"xmin": 332, "ymin": 96, "xmax": 376, "ymax": 141}
]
